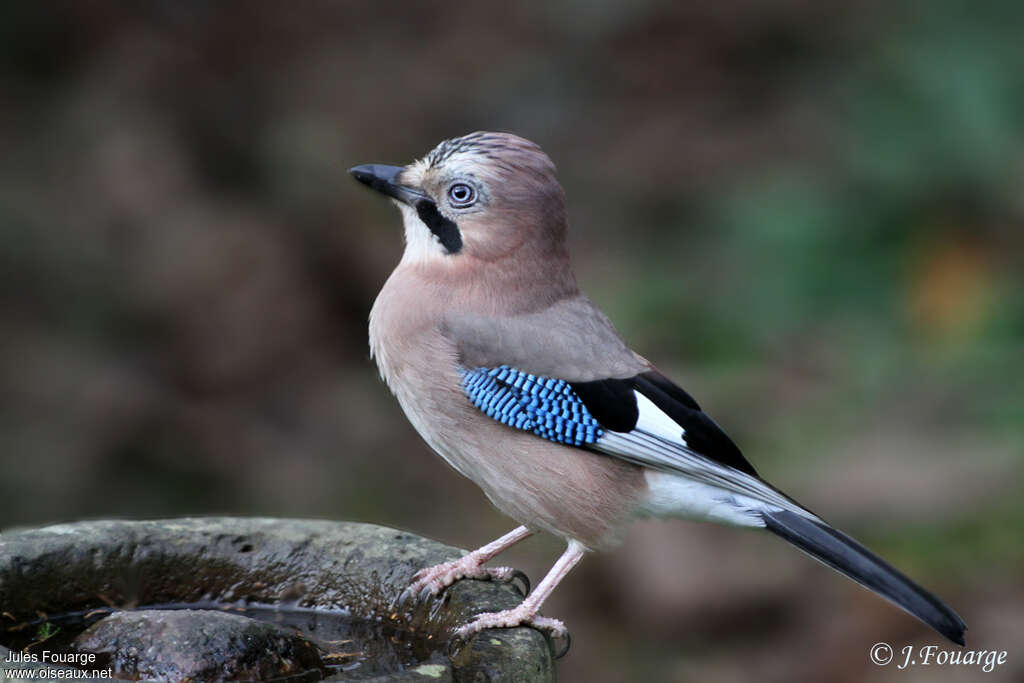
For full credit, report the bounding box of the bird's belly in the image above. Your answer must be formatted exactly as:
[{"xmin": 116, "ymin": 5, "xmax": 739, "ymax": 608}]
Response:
[
  {"xmin": 388, "ymin": 364, "xmax": 646, "ymax": 549},
  {"xmin": 370, "ymin": 297, "xmax": 646, "ymax": 548}
]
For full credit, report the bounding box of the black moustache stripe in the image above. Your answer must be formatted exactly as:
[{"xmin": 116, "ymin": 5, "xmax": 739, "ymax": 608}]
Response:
[{"xmin": 415, "ymin": 200, "xmax": 463, "ymax": 254}]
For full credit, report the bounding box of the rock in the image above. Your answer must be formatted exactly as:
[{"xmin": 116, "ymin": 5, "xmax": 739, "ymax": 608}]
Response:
[
  {"xmin": 73, "ymin": 609, "xmax": 324, "ymax": 681},
  {"xmin": 0, "ymin": 518, "xmax": 554, "ymax": 682}
]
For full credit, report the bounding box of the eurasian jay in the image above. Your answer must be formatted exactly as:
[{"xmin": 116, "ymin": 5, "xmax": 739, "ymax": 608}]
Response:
[{"xmin": 350, "ymin": 132, "xmax": 966, "ymax": 649}]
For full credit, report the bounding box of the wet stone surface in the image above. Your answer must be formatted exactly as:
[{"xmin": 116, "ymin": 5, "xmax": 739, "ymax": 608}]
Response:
[
  {"xmin": 0, "ymin": 517, "xmax": 555, "ymax": 682},
  {"xmin": 73, "ymin": 609, "xmax": 325, "ymax": 681}
]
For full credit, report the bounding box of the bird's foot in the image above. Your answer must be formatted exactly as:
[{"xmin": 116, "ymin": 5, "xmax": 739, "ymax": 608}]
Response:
[
  {"xmin": 402, "ymin": 556, "xmax": 530, "ymax": 604},
  {"xmin": 452, "ymin": 605, "xmax": 571, "ymax": 658}
]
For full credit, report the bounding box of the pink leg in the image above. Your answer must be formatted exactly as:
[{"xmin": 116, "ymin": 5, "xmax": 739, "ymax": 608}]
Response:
[
  {"xmin": 454, "ymin": 540, "xmax": 585, "ymax": 642},
  {"xmin": 407, "ymin": 526, "xmax": 534, "ymax": 597}
]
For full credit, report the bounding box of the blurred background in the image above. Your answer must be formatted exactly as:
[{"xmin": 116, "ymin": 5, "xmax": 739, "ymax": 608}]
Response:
[{"xmin": 1, "ymin": 1, "xmax": 1022, "ymax": 681}]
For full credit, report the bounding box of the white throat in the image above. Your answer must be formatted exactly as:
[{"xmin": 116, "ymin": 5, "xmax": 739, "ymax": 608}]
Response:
[{"xmin": 397, "ymin": 202, "xmax": 451, "ymax": 265}]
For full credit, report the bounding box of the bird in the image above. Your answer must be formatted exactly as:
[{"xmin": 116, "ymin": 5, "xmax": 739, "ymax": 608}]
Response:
[{"xmin": 350, "ymin": 131, "xmax": 967, "ymax": 651}]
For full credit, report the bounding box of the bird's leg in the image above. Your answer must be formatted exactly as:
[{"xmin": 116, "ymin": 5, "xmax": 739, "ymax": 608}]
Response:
[
  {"xmin": 454, "ymin": 540, "xmax": 585, "ymax": 649},
  {"xmin": 406, "ymin": 526, "xmax": 534, "ymax": 599}
]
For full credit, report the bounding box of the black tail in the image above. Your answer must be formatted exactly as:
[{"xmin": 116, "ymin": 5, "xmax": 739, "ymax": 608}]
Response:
[{"xmin": 763, "ymin": 509, "xmax": 967, "ymax": 645}]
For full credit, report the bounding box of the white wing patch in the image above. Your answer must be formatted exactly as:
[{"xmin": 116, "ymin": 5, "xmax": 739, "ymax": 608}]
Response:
[
  {"xmin": 634, "ymin": 391, "xmax": 687, "ymax": 444},
  {"xmin": 596, "ymin": 390, "xmax": 820, "ymax": 525}
]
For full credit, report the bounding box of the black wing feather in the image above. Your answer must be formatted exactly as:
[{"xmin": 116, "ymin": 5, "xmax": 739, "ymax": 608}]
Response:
[
  {"xmin": 570, "ymin": 370, "xmax": 757, "ymax": 477},
  {"xmin": 569, "ymin": 377, "xmax": 638, "ymax": 432}
]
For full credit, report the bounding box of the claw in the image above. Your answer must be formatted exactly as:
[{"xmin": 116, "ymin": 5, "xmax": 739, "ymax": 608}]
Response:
[
  {"xmin": 528, "ymin": 616, "xmax": 571, "ymax": 658},
  {"xmin": 550, "ymin": 627, "xmax": 571, "ymax": 659},
  {"xmin": 391, "ymin": 575, "xmax": 445, "ymax": 613},
  {"xmin": 446, "ymin": 630, "xmax": 469, "ymax": 659},
  {"xmin": 507, "ymin": 568, "xmax": 531, "ymax": 597},
  {"xmin": 402, "ymin": 557, "xmax": 531, "ymax": 608},
  {"xmin": 392, "ymin": 587, "xmax": 415, "ymax": 611}
]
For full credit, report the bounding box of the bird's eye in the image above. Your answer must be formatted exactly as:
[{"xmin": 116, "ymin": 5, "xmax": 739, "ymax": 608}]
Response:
[{"xmin": 447, "ymin": 183, "xmax": 476, "ymax": 207}]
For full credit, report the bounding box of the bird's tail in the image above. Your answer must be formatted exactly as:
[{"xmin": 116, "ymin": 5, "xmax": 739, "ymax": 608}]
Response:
[{"xmin": 762, "ymin": 509, "xmax": 967, "ymax": 645}]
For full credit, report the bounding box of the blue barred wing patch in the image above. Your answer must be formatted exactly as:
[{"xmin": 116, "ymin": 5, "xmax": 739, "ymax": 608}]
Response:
[{"xmin": 460, "ymin": 366, "xmax": 603, "ymax": 446}]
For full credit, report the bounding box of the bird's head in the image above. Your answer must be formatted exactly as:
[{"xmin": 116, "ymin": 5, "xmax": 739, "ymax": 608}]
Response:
[{"xmin": 351, "ymin": 132, "xmax": 569, "ymax": 266}]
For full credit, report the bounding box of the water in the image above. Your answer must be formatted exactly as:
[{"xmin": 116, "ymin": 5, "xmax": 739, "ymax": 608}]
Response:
[{"xmin": 1, "ymin": 602, "xmax": 445, "ymax": 681}]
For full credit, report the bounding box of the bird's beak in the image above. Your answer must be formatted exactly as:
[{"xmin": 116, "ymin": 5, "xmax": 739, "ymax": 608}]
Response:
[{"xmin": 349, "ymin": 164, "xmax": 427, "ymax": 206}]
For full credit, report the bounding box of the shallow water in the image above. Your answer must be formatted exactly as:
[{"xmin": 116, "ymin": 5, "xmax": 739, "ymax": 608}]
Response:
[{"xmin": 1, "ymin": 602, "xmax": 444, "ymax": 681}]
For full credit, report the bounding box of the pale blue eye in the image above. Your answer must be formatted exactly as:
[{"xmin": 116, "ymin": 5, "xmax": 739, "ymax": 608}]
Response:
[{"xmin": 447, "ymin": 183, "xmax": 476, "ymax": 207}]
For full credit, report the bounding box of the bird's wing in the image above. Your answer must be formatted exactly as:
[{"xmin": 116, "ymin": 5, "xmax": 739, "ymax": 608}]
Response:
[
  {"xmin": 447, "ymin": 300, "xmax": 969, "ymax": 644},
  {"xmin": 444, "ymin": 295, "xmax": 648, "ymax": 381},
  {"xmin": 445, "ymin": 298, "xmax": 810, "ymax": 519}
]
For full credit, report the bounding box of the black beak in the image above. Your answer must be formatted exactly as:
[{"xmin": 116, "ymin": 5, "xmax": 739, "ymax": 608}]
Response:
[{"xmin": 349, "ymin": 164, "xmax": 427, "ymax": 206}]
